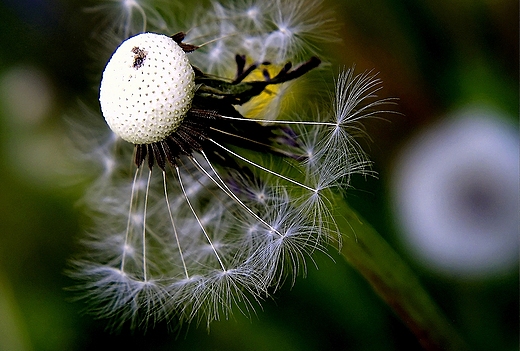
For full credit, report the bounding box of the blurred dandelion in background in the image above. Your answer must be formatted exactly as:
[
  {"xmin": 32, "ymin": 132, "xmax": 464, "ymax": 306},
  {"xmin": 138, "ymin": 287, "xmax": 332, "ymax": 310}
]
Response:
[
  {"xmin": 0, "ymin": 65, "xmax": 69, "ymax": 188},
  {"xmin": 71, "ymin": 0, "xmax": 392, "ymax": 329},
  {"xmin": 391, "ymin": 106, "xmax": 519, "ymax": 278}
]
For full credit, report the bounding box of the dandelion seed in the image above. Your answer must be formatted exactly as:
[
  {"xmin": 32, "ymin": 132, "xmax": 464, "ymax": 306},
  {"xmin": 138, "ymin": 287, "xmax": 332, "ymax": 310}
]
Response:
[
  {"xmin": 85, "ymin": 0, "xmax": 171, "ymax": 38},
  {"xmin": 72, "ymin": 1, "xmax": 391, "ymax": 330},
  {"xmin": 186, "ymin": 0, "xmax": 338, "ymax": 73}
]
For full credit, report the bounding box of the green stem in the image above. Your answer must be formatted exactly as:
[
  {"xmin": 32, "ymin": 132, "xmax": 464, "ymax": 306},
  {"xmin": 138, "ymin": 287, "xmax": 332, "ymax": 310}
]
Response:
[{"xmin": 335, "ymin": 202, "xmax": 468, "ymax": 351}]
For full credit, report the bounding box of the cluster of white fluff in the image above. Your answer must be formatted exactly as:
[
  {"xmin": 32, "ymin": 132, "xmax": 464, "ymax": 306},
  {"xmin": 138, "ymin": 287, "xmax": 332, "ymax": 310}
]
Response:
[
  {"xmin": 72, "ymin": 0, "xmax": 391, "ymax": 329},
  {"xmin": 185, "ymin": 0, "xmax": 339, "ymax": 73}
]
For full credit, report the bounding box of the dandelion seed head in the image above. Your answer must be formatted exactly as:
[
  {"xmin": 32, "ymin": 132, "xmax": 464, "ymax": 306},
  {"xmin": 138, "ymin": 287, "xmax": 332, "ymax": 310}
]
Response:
[
  {"xmin": 99, "ymin": 32, "xmax": 195, "ymax": 144},
  {"xmin": 392, "ymin": 107, "xmax": 519, "ymax": 277},
  {"xmin": 71, "ymin": 0, "xmax": 394, "ymax": 330}
]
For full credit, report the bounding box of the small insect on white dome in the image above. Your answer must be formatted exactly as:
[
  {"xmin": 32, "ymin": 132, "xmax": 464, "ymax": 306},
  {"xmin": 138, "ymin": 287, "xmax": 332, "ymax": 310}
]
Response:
[{"xmin": 99, "ymin": 32, "xmax": 196, "ymax": 144}]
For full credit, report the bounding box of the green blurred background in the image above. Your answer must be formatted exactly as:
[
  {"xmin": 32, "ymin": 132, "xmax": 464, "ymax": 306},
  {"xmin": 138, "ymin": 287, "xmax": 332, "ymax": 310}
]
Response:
[{"xmin": 0, "ymin": 0, "xmax": 517, "ymax": 350}]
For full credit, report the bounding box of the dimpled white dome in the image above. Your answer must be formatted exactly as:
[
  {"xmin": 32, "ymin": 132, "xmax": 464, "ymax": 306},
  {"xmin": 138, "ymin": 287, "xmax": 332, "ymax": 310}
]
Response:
[{"xmin": 99, "ymin": 32, "xmax": 195, "ymax": 144}]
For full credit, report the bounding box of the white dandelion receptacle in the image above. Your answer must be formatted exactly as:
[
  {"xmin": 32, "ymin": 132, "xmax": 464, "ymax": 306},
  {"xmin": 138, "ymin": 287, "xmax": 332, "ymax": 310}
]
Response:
[{"xmin": 99, "ymin": 32, "xmax": 196, "ymax": 145}]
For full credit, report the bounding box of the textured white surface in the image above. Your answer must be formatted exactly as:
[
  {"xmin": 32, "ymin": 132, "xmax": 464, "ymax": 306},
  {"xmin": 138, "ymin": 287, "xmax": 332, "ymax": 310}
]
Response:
[{"xmin": 99, "ymin": 33, "xmax": 195, "ymax": 144}]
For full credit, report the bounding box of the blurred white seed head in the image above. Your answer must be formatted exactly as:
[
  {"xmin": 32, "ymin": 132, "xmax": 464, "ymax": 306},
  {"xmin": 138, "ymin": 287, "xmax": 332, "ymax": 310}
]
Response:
[
  {"xmin": 392, "ymin": 106, "xmax": 519, "ymax": 278},
  {"xmin": 99, "ymin": 33, "xmax": 195, "ymax": 144}
]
